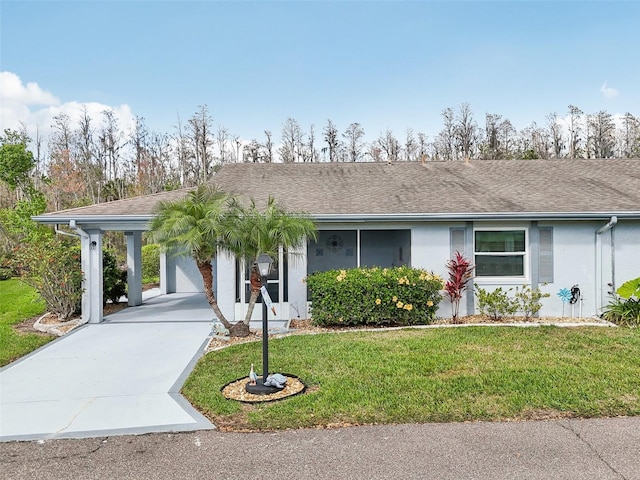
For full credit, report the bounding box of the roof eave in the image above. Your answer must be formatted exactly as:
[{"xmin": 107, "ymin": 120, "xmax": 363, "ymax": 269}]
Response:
[
  {"xmin": 312, "ymin": 212, "xmax": 640, "ymax": 222},
  {"xmin": 32, "ymin": 211, "xmax": 640, "ymax": 229},
  {"xmin": 32, "ymin": 214, "xmax": 155, "ymax": 231}
]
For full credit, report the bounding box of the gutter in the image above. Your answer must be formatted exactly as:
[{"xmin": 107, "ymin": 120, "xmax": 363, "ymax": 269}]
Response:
[
  {"xmin": 32, "ymin": 211, "xmax": 640, "ymax": 225},
  {"xmin": 595, "ymin": 216, "xmax": 618, "ymax": 314},
  {"xmin": 69, "ymin": 219, "xmax": 90, "ymax": 239}
]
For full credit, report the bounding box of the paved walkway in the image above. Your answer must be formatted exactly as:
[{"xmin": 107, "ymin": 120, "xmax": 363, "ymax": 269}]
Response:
[{"xmin": 0, "ymin": 292, "xmax": 215, "ymax": 442}]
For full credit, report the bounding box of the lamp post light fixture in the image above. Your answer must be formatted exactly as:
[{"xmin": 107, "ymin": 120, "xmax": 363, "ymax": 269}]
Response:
[{"xmin": 245, "ymin": 253, "xmax": 282, "ymax": 395}]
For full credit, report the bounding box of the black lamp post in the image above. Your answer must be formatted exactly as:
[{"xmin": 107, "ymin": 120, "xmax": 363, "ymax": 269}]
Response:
[{"xmin": 245, "ymin": 253, "xmax": 281, "ymax": 395}]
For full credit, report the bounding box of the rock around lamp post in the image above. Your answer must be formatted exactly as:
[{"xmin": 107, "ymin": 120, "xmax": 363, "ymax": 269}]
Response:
[{"xmin": 245, "ymin": 253, "xmax": 282, "ymax": 395}]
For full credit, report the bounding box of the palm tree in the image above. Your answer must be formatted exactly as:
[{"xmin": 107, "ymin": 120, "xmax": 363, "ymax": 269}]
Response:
[
  {"xmin": 225, "ymin": 196, "xmax": 317, "ymax": 335},
  {"xmin": 148, "ymin": 185, "xmax": 235, "ymax": 331}
]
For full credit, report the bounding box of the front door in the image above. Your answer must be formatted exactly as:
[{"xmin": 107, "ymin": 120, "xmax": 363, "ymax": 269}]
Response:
[{"xmin": 235, "ymin": 248, "xmax": 289, "ymax": 321}]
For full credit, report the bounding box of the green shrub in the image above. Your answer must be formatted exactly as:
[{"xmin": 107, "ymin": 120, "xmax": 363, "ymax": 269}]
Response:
[
  {"xmin": 475, "ymin": 284, "xmax": 551, "ymax": 321},
  {"xmin": 475, "ymin": 285, "xmax": 518, "ymax": 321},
  {"xmin": 103, "ymin": 249, "xmax": 127, "ymax": 304},
  {"xmin": 12, "ymin": 237, "xmax": 83, "ymax": 320},
  {"xmin": 141, "ymin": 243, "xmax": 160, "ymax": 283},
  {"xmin": 602, "ymin": 297, "xmax": 640, "ymax": 327},
  {"xmin": 0, "ymin": 267, "xmax": 12, "ymax": 280},
  {"xmin": 513, "ymin": 284, "xmax": 550, "ymax": 321},
  {"xmin": 306, "ymin": 266, "xmax": 443, "ymax": 327},
  {"xmin": 602, "ymin": 276, "xmax": 640, "ymax": 327}
]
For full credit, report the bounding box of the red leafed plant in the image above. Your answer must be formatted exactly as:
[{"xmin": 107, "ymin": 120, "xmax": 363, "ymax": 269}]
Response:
[{"xmin": 444, "ymin": 251, "xmax": 474, "ymax": 323}]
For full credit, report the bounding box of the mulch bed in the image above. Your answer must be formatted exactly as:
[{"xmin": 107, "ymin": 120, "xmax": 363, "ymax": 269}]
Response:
[{"xmin": 221, "ymin": 375, "xmax": 306, "ymax": 403}]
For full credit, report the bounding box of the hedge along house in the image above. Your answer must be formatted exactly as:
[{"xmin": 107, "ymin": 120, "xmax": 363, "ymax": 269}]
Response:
[{"xmin": 33, "ymin": 159, "xmax": 640, "ymax": 324}]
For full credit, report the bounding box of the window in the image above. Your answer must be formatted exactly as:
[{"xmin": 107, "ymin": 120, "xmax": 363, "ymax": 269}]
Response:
[
  {"xmin": 307, "ymin": 229, "xmax": 411, "ymax": 274},
  {"xmin": 474, "ymin": 229, "xmax": 526, "ymax": 277}
]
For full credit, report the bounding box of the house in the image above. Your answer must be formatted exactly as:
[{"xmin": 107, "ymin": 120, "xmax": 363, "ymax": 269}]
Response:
[{"xmin": 33, "ymin": 159, "xmax": 640, "ymax": 323}]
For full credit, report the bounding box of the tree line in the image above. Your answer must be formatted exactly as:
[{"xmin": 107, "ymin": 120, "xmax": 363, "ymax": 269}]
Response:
[{"xmin": 1, "ymin": 103, "xmax": 639, "ymax": 212}]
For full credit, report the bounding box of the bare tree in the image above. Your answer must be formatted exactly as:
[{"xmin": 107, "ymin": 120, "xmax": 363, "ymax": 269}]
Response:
[
  {"xmin": 499, "ymin": 119, "xmax": 516, "ymax": 160},
  {"xmin": 546, "ymin": 113, "xmax": 564, "ymax": 158},
  {"xmin": 280, "ymin": 117, "xmax": 303, "ymax": 163},
  {"xmin": 263, "ymin": 130, "xmax": 273, "ymax": 163},
  {"xmin": 567, "ymin": 105, "xmax": 584, "ymax": 159},
  {"xmin": 417, "ymin": 132, "xmax": 429, "ymax": 162},
  {"xmin": 147, "ymin": 130, "xmax": 173, "ymax": 192},
  {"xmin": 187, "ymin": 105, "xmax": 214, "ymax": 183},
  {"xmin": 454, "ymin": 103, "xmax": 477, "ymax": 161},
  {"xmin": 174, "ymin": 114, "xmax": 194, "ymax": 187},
  {"xmin": 243, "ymin": 139, "xmax": 261, "ymax": 163},
  {"xmin": 49, "ymin": 113, "xmax": 84, "ymax": 209},
  {"xmin": 98, "ymin": 109, "xmax": 127, "ymax": 200},
  {"xmin": 216, "ymin": 125, "xmax": 230, "ymax": 165},
  {"xmin": 231, "ymin": 136, "xmax": 243, "ymax": 163},
  {"xmin": 377, "ymin": 129, "xmax": 400, "ymax": 163},
  {"xmin": 588, "ymin": 111, "xmax": 616, "ymax": 158},
  {"xmin": 76, "ymin": 106, "xmax": 101, "ymax": 202},
  {"xmin": 367, "ymin": 143, "xmax": 383, "ymax": 162},
  {"xmin": 304, "ymin": 124, "xmax": 318, "ymax": 162},
  {"xmin": 323, "ymin": 119, "xmax": 340, "ymax": 162},
  {"xmin": 343, "ymin": 123, "xmax": 365, "ymax": 162},
  {"xmin": 438, "ymin": 107, "xmax": 456, "ymax": 161},
  {"xmin": 130, "ymin": 116, "xmax": 149, "ymax": 195},
  {"xmin": 404, "ymin": 128, "xmax": 417, "ymax": 162},
  {"xmin": 619, "ymin": 113, "xmax": 640, "ymax": 158},
  {"xmin": 483, "ymin": 113, "xmax": 502, "ymax": 160}
]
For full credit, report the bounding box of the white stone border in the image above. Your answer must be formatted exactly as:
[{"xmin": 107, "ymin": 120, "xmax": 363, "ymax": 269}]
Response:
[
  {"xmin": 33, "ymin": 313, "xmax": 88, "ymax": 336},
  {"xmin": 207, "ymin": 317, "xmax": 618, "ymax": 352}
]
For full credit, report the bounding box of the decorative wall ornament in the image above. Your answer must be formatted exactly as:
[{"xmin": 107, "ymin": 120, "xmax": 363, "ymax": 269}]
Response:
[{"xmin": 326, "ymin": 234, "xmax": 344, "ymax": 252}]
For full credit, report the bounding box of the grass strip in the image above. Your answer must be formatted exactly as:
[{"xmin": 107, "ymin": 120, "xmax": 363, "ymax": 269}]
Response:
[
  {"xmin": 183, "ymin": 326, "xmax": 640, "ymax": 431},
  {"xmin": 0, "ymin": 279, "xmax": 53, "ymax": 367}
]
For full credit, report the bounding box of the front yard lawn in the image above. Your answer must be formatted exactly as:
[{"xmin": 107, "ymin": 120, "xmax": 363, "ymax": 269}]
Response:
[
  {"xmin": 0, "ymin": 279, "xmax": 53, "ymax": 367},
  {"xmin": 183, "ymin": 326, "xmax": 640, "ymax": 431}
]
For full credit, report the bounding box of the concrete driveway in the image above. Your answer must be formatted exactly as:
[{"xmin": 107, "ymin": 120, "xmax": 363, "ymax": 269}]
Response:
[{"xmin": 0, "ymin": 292, "xmax": 215, "ymax": 442}]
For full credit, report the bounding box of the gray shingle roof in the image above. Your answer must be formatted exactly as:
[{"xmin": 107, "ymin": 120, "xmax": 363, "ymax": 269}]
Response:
[{"xmin": 36, "ymin": 159, "xmax": 640, "ymax": 221}]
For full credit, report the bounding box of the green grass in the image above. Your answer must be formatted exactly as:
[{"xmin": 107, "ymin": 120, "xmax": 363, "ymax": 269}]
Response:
[
  {"xmin": 0, "ymin": 278, "xmax": 54, "ymax": 367},
  {"xmin": 182, "ymin": 326, "xmax": 640, "ymax": 431}
]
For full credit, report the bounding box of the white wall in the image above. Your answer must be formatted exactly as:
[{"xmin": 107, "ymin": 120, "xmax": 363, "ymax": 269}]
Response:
[
  {"xmin": 615, "ymin": 221, "xmax": 640, "ymax": 292},
  {"xmin": 215, "ymin": 251, "xmax": 236, "ymax": 322},
  {"xmin": 175, "ymin": 256, "xmax": 202, "ymax": 292},
  {"xmin": 411, "ymin": 223, "xmax": 461, "ymax": 318},
  {"xmin": 168, "ymin": 219, "xmax": 640, "ymax": 322}
]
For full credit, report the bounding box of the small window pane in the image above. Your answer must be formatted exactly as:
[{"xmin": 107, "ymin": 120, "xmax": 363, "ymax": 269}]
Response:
[
  {"xmin": 475, "ymin": 231, "xmax": 525, "ymax": 253},
  {"xmin": 475, "ymin": 255, "xmax": 524, "ymax": 277}
]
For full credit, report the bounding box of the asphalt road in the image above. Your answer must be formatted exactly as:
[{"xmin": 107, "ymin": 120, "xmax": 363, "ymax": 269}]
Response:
[{"xmin": 1, "ymin": 417, "xmax": 639, "ymax": 480}]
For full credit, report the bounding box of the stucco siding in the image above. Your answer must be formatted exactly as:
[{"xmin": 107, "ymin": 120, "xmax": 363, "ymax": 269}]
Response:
[
  {"xmin": 215, "ymin": 252, "xmax": 236, "ymax": 322},
  {"xmin": 178, "ymin": 220, "xmax": 639, "ymax": 323},
  {"xmin": 412, "ymin": 223, "xmax": 463, "ymax": 318},
  {"xmin": 615, "ymin": 221, "xmax": 640, "ymax": 291}
]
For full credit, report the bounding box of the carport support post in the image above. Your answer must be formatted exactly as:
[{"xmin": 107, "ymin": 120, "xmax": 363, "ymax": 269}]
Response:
[
  {"xmin": 83, "ymin": 230, "xmax": 104, "ymax": 324},
  {"xmin": 126, "ymin": 231, "xmax": 143, "ymax": 306}
]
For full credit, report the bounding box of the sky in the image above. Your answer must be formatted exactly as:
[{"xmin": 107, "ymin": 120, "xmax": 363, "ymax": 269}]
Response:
[{"xmin": 1, "ymin": 0, "xmax": 639, "ymax": 147}]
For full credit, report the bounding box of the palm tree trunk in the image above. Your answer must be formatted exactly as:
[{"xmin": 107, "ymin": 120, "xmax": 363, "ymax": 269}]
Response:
[
  {"xmin": 197, "ymin": 260, "xmax": 231, "ymax": 329},
  {"xmin": 243, "ymin": 268, "xmax": 263, "ymax": 324},
  {"xmin": 243, "ymin": 289, "xmax": 260, "ymax": 324}
]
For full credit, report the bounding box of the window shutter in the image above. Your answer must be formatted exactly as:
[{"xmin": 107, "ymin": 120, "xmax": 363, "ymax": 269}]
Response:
[
  {"xmin": 538, "ymin": 227, "xmax": 554, "ymax": 283},
  {"xmin": 450, "ymin": 228, "xmax": 466, "ymax": 258}
]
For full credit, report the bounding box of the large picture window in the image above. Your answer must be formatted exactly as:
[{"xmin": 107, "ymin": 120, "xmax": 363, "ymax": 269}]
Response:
[{"xmin": 474, "ymin": 229, "xmax": 526, "ymax": 277}]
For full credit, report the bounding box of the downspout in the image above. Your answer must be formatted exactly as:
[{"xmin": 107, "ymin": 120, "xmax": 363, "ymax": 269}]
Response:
[
  {"xmin": 69, "ymin": 219, "xmax": 89, "ymax": 239},
  {"xmin": 55, "ymin": 223, "xmax": 80, "ymax": 239},
  {"xmin": 595, "ymin": 216, "xmax": 617, "ymax": 313}
]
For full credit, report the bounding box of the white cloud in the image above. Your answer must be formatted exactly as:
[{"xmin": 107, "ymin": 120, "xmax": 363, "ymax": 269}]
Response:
[
  {"xmin": 600, "ymin": 81, "xmax": 619, "ymax": 99},
  {"xmin": 0, "ymin": 71, "xmax": 135, "ymax": 142}
]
